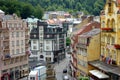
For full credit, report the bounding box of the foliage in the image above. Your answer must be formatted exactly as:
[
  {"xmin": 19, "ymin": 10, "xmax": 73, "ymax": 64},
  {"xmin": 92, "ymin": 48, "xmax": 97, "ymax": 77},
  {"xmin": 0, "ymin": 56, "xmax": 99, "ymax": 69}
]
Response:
[
  {"xmin": 79, "ymin": 77, "xmax": 89, "ymax": 80},
  {"xmin": 66, "ymin": 37, "xmax": 71, "ymax": 46},
  {"xmin": 18, "ymin": 0, "xmax": 106, "ymax": 16},
  {"xmin": 0, "ymin": 0, "xmax": 43, "ymax": 19},
  {"xmin": 0, "ymin": 0, "xmax": 106, "ymax": 19}
]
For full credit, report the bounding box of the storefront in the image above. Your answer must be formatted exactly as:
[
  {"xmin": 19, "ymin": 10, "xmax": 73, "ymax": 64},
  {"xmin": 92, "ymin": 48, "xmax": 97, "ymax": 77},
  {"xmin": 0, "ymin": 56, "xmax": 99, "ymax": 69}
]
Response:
[{"xmin": 1, "ymin": 73, "xmax": 10, "ymax": 80}]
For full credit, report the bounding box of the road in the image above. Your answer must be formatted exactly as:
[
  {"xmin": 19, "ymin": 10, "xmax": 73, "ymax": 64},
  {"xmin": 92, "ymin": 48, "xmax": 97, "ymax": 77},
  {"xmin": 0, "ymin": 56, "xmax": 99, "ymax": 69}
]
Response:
[{"xmin": 54, "ymin": 54, "xmax": 73, "ymax": 80}]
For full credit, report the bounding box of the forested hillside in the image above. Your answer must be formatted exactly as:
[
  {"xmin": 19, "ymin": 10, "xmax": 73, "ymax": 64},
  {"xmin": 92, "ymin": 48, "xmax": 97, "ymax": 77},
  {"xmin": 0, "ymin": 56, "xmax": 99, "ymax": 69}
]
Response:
[
  {"xmin": 19, "ymin": 0, "xmax": 106, "ymax": 15},
  {"xmin": 0, "ymin": 0, "xmax": 106, "ymax": 19},
  {"xmin": 0, "ymin": 0, "xmax": 43, "ymax": 19}
]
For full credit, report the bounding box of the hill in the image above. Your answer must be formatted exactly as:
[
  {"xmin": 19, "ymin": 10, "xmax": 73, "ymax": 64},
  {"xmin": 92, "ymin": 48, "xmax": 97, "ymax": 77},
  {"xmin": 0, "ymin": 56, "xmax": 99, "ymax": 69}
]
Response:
[
  {"xmin": 0, "ymin": 0, "xmax": 106, "ymax": 19},
  {"xmin": 19, "ymin": 0, "xmax": 106, "ymax": 16}
]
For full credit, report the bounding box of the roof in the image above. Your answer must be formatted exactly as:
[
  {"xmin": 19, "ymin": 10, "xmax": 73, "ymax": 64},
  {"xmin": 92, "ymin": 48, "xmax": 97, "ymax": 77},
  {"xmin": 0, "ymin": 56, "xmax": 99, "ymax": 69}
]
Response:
[
  {"xmin": 109, "ymin": 67, "xmax": 120, "ymax": 76},
  {"xmin": 89, "ymin": 60, "xmax": 117, "ymax": 72},
  {"xmin": 34, "ymin": 66, "xmax": 46, "ymax": 70},
  {"xmin": 29, "ymin": 60, "xmax": 46, "ymax": 70},
  {"xmin": 29, "ymin": 70, "xmax": 38, "ymax": 75},
  {"xmin": 117, "ymin": 0, "xmax": 120, "ymax": 4},
  {"xmin": 80, "ymin": 28, "xmax": 100, "ymax": 38},
  {"xmin": 89, "ymin": 70, "xmax": 109, "ymax": 79}
]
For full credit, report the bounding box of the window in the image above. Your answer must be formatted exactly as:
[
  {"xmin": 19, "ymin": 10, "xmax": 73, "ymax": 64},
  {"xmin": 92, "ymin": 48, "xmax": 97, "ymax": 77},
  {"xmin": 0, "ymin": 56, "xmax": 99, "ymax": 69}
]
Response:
[
  {"xmin": 46, "ymin": 52, "xmax": 51, "ymax": 55},
  {"xmin": 40, "ymin": 43, "xmax": 42, "ymax": 47},
  {"xmin": 21, "ymin": 40, "xmax": 23, "ymax": 45},
  {"xmin": 12, "ymin": 41, "xmax": 14, "ymax": 47},
  {"xmin": 12, "ymin": 32, "xmax": 14, "ymax": 37},
  {"xmin": 46, "ymin": 40, "xmax": 49, "ymax": 44},
  {"xmin": 16, "ymin": 32, "xmax": 19, "ymax": 37},
  {"xmin": 16, "ymin": 49, "xmax": 19, "ymax": 54},
  {"xmin": 112, "ymin": 37, "xmax": 115, "ymax": 44},
  {"xmin": 21, "ymin": 48, "xmax": 24, "ymax": 53},
  {"xmin": 9, "ymin": 23, "xmax": 12, "ymax": 27},
  {"xmin": 14, "ymin": 23, "xmax": 17, "ymax": 27},
  {"xmin": 46, "ymin": 46, "xmax": 49, "ymax": 50},
  {"xmin": 12, "ymin": 50, "xmax": 14, "ymax": 55},
  {"xmin": 16, "ymin": 40, "xmax": 19, "ymax": 46},
  {"xmin": 33, "ymin": 46, "xmax": 37, "ymax": 49},
  {"xmin": 33, "ymin": 40, "xmax": 36, "ymax": 44},
  {"xmin": 19, "ymin": 23, "xmax": 21, "ymax": 27},
  {"xmin": 113, "ymin": 51, "xmax": 116, "ymax": 61},
  {"xmin": 21, "ymin": 32, "xmax": 23, "ymax": 37}
]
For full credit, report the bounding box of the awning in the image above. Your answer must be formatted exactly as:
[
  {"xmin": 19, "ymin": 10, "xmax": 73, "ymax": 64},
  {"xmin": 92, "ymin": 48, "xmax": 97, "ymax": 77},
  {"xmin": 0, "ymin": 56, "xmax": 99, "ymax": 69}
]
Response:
[{"xmin": 89, "ymin": 70, "xmax": 109, "ymax": 79}]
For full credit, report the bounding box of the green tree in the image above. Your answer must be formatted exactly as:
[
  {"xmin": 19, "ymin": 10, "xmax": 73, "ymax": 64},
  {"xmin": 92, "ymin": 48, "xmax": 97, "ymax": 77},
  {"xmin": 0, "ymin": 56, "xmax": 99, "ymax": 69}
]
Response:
[
  {"xmin": 66, "ymin": 37, "xmax": 71, "ymax": 46},
  {"xmin": 34, "ymin": 4, "xmax": 44, "ymax": 19}
]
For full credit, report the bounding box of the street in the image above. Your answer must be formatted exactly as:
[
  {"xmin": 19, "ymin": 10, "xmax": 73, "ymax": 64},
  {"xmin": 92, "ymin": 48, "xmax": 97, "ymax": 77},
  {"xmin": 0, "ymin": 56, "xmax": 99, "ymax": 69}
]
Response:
[{"xmin": 54, "ymin": 54, "xmax": 73, "ymax": 80}]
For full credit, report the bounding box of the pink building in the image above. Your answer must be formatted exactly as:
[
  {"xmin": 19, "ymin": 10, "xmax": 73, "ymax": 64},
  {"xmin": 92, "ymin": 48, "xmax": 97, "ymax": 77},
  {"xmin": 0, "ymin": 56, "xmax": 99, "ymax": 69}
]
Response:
[{"xmin": 0, "ymin": 10, "xmax": 30, "ymax": 80}]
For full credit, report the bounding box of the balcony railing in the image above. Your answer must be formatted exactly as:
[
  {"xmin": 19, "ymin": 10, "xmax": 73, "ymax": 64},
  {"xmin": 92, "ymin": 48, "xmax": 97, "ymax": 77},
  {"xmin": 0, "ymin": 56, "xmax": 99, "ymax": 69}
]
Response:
[
  {"xmin": 101, "ymin": 28, "xmax": 115, "ymax": 32},
  {"xmin": 3, "ymin": 37, "xmax": 9, "ymax": 41},
  {"xmin": 1, "ymin": 54, "xmax": 11, "ymax": 60}
]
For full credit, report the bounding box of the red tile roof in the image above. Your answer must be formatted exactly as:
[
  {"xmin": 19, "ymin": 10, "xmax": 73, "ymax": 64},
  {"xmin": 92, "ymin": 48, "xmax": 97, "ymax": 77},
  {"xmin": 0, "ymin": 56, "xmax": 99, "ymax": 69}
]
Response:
[{"xmin": 117, "ymin": 0, "xmax": 120, "ymax": 4}]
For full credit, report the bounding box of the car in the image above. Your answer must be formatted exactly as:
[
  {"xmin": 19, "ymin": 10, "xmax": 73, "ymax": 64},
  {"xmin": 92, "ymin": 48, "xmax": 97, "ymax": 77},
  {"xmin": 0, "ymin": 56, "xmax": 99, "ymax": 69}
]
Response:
[
  {"xmin": 63, "ymin": 69, "xmax": 67, "ymax": 73},
  {"xmin": 63, "ymin": 75, "xmax": 69, "ymax": 80}
]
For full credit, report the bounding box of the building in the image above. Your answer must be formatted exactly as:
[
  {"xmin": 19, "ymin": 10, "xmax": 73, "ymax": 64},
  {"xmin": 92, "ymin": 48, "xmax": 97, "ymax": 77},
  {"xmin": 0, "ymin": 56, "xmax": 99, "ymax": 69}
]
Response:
[
  {"xmin": 37, "ymin": 21, "xmax": 67, "ymax": 63},
  {"xmin": 70, "ymin": 20, "xmax": 100, "ymax": 79},
  {"xmin": 0, "ymin": 10, "xmax": 30, "ymax": 80},
  {"xmin": 89, "ymin": 0, "xmax": 120, "ymax": 80},
  {"xmin": 77, "ymin": 28, "xmax": 100, "ymax": 78},
  {"xmin": 27, "ymin": 17, "xmax": 45, "ymax": 61}
]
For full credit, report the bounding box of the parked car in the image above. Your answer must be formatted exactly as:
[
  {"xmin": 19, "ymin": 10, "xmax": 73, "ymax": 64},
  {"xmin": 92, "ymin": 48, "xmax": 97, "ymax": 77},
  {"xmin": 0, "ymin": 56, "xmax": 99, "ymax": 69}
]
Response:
[
  {"xmin": 63, "ymin": 75, "xmax": 69, "ymax": 80},
  {"xmin": 63, "ymin": 69, "xmax": 67, "ymax": 73}
]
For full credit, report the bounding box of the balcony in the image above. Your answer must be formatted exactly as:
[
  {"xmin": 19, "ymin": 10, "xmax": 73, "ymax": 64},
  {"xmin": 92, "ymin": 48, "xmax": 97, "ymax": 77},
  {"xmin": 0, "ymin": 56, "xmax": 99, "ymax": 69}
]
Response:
[
  {"xmin": 101, "ymin": 28, "xmax": 115, "ymax": 32},
  {"xmin": 4, "ymin": 46, "xmax": 10, "ymax": 50},
  {"xmin": 114, "ymin": 44, "xmax": 120, "ymax": 49},
  {"xmin": 1, "ymin": 54, "xmax": 11, "ymax": 60},
  {"xmin": 3, "ymin": 37, "xmax": 9, "ymax": 42}
]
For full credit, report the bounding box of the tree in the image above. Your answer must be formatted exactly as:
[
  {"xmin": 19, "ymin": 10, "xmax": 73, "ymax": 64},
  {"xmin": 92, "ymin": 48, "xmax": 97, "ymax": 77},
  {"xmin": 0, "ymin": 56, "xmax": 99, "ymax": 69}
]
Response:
[
  {"xmin": 34, "ymin": 4, "xmax": 44, "ymax": 19},
  {"xmin": 66, "ymin": 37, "xmax": 71, "ymax": 46}
]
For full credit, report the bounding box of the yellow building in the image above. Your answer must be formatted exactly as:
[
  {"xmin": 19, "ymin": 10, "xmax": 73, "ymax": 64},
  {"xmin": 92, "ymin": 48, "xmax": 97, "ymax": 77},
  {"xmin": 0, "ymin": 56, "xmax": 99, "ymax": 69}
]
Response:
[
  {"xmin": 100, "ymin": 0, "xmax": 120, "ymax": 65},
  {"xmin": 77, "ymin": 28, "xmax": 100, "ymax": 78},
  {"xmin": 89, "ymin": 0, "xmax": 120, "ymax": 80}
]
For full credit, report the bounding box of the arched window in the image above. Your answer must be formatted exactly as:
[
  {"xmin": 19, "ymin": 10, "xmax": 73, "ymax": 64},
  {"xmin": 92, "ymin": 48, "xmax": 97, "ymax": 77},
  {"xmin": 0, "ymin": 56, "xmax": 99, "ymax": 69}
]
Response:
[
  {"xmin": 107, "ymin": 19, "xmax": 110, "ymax": 28},
  {"xmin": 111, "ymin": 37, "xmax": 115, "ymax": 44},
  {"xmin": 111, "ymin": 19, "xmax": 115, "ymax": 29},
  {"xmin": 107, "ymin": 36, "xmax": 110, "ymax": 44},
  {"xmin": 105, "ymin": 36, "xmax": 107, "ymax": 43}
]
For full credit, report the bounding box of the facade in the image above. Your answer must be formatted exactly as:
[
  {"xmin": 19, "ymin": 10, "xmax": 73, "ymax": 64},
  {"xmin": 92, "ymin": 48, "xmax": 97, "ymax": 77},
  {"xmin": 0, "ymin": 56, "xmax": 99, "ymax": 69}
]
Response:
[
  {"xmin": 38, "ymin": 21, "xmax": 67, "ymax": 63},
  {"xmin": 27, "ymin": 18, "xmax": 44, "ymax": 61},
  {"xmin": 70, "ymin": 20, "xmax": 100, "ymax": 79},
  {"xmin": 77, "ymin": 29, "xmax": 100, "ymax": 77},
  {"xmin": 0, "ymin": 11, "xmax": 30, "ymax": 80},
  {"xmin": 89, "ymin": 0, "xmax": 120, "ymax": 80}
]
